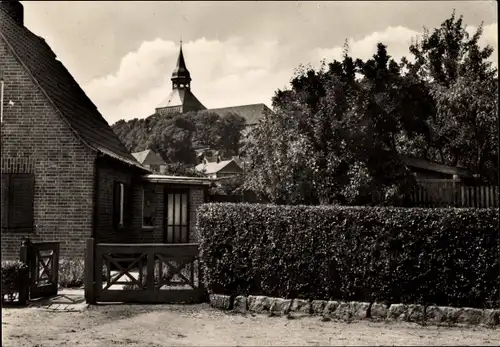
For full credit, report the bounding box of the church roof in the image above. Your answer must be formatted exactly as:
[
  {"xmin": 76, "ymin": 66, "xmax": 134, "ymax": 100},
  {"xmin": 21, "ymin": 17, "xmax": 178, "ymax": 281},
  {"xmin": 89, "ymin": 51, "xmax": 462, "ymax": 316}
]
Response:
[
  {"xmin": 157, "ymin": 88, "xmax": 206, "ymax": 112},
  {"xmin": 0, "ymin": 6, "xmax": 144, "ymax": 170},
  {"xmin": 131, "ymin": 149, "xmax": 166, "ymax": 166},
  {"xmin": 207, "ymin": 103, "xmax": 272, "ymax": 125}
]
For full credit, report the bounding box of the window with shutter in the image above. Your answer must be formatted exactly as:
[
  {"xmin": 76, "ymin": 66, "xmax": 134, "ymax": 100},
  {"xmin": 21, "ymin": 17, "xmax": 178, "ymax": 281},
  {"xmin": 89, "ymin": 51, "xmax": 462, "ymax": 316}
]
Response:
[
  {"xmin": 1, "ymin": 173, "xmax": 35, "ymax": 232},
  {"xmin": 1, "ymin": 174, "xmax": 10, "ymax": 229}
]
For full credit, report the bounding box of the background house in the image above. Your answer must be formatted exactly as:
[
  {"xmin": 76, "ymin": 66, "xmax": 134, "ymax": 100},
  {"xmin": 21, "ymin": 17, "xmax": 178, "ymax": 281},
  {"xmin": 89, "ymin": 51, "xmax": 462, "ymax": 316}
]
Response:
[
  {"xmin": 400, "ymin": 156, "xmax": 497, "ymax": 208},
  {"xmin": 401, "ymin": 155, "xmax": 474, "ymax": 182},
  {"xmin": 132, "ymin": 149, "xmax": 167, "ymax": 174},
  {"xmin": 0, "ymin": 2, "xmax": 210, "ymax": 260},
  {"xmin": 195, "ymin": 158, "xmax": 243, "ymax": 180}
]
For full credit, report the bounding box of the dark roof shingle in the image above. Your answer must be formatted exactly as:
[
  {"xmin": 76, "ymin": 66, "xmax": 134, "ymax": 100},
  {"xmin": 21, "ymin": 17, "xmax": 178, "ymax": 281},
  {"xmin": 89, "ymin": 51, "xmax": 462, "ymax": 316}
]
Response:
[
  {"xmin": 0, "ymin": 8, "xmax": 143, "ymax": 169},
  {"xmin": 207, "ymin": 103, "xmax": 272, "ymax": 125}
]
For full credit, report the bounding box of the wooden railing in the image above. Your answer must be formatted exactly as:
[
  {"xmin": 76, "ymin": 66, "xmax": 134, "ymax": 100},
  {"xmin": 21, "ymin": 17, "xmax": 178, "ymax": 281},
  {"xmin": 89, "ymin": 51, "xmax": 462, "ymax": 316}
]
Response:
[{"xmin": 85, "ymin": 238, "xmax": 205, "ymax": 304}]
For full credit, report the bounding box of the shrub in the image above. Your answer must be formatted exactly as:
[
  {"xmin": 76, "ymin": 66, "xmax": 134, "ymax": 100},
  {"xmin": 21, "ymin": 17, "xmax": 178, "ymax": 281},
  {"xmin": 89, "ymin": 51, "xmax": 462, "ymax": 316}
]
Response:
[
  {"xmin": 1, "ymin": 260, "xmax": 29, "ymax": 302},
  {"xmin": 197, "ymin": 203, "xmax": 500, "ymax": 309},
  {"xmin": 59, "ymin": 258, "xmax": 85, "ymax": 288}
]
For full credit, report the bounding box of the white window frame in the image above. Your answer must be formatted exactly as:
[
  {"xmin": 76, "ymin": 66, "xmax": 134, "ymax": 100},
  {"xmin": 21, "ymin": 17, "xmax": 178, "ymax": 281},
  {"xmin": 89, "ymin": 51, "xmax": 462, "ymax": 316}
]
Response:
[{"xmin": 119, "ymin": 182, "xmax": 124, "ymax": 227}]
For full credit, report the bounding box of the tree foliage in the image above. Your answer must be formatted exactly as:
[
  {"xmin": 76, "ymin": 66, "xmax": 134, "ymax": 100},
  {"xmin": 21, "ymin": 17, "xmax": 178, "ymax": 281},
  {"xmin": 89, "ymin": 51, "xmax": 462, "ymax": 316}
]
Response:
[
  {"xmin": 402, "ymin": 11, "xmax": 498, "ymax": 182},
  {"xmin": 244, "ymin": 11, "xmax": 498, "ymax": 204},
  {"xmin": 112, "ymin": 110, "xmax": 247, "ymax": 167}
]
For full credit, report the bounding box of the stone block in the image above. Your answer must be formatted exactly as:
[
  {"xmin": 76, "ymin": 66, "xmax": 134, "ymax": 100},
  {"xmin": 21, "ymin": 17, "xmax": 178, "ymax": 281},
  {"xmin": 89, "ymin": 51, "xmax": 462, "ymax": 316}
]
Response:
[
  {"xmin": 456, "ymin": 307, "xmax": 483, "ymax": 325},
  {"xmin": 406, "ymin": 304, "xmax": 425, "ymax": 322},
  {"xmin": 333, "ymin": 302, "xmax": 351, "ymax": 320},
  {"xmin": 370, "ymin": 302, "xmax": 388, "ymax": 320},
  {"xmin": 481, "ymin": 309, "xmax": 500, "ymax": 327},
  {"xmin": 290, "ymin": 299, "xmax": 311, "ymax": 314},
  {"xmin": 442, "ymin": 307, "xmax": 462, "ymax": 323},
  {"xmin": 248, "ymin": 295, "xmax": 271, "ymax": 313},
  {"xmin": 388, "ymin": 304, "xmax": 407, "ymax": 321},
  {"xmin": 322, "ymin": 300, "xmax": 339, "ymax": 316},
  {"xmin": 311, "ymin": 300, "xmax": 327, "ymax": 315},
  {"xmin": 233, "ymin": 295, "xmax": 247, "ymax": 313},
  {"xmin": 425, "ymin": 305, "xmax": 446, "ymax": 324},
  {"xmin": 350, "ymin": 302, "xmax": 370, "ymax": 320},
  {"xmin": 269, "ymin": 297, "xmax": 292, "ymax": 316},
  {"xmin": 209, "ymin": 294, "xmax": 231, "ymax": 310}
]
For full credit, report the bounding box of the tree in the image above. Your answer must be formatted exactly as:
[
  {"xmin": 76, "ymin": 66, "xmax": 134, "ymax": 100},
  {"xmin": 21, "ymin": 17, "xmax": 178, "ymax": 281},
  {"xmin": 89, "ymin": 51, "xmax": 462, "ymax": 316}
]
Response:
[
  {"xmin": 189, "ymin": 111, "xmax": 221, "ymax": 150},
  {"xmin": 153, "ymin": 114, "xmax": 197, "ymax": 165},
  {"xmin": 163, "ymin": 162, "xmax": 206, "ymax": 177},
  {"xmin": 216, "ymin": 113, "xmax": 247, "ymax": 157},
  {"xmin": 244, "ymin": 44, "xmax": 420, "ymax": 206},
  {"xmin": 402, "ymin": 11, "xmax": 498, "ymax": 182}
]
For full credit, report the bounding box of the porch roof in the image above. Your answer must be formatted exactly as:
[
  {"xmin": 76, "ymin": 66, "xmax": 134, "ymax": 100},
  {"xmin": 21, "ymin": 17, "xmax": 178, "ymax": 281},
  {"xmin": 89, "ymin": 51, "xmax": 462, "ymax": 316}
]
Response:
[{"xmin": 142, "ymin": 174, "xmax": 212, "ymax": 186}]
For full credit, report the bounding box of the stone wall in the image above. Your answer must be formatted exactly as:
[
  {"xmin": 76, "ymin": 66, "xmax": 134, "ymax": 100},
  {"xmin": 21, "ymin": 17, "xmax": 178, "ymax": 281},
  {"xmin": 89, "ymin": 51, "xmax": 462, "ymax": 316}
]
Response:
[{"xmin": 209, "ymin": 294, "xmax": 500, "ymax": 327}]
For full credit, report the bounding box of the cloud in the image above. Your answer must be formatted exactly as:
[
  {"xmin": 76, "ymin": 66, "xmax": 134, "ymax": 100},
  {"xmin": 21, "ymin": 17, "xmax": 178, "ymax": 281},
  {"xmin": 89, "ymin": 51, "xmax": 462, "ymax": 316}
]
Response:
[
  {"xmin": 85, "ymin": 37, "xmax": 296, "ymax": 124},
  {"xmin": 313, "ymin": 26, "xmax": 420, "ymax": 65},
  {"xmin": 313, "ymin": 23, "xmax": 498, "ymax": 66},
  {"xmin": 84, "ymin": 23, "xmax": 498, "ymax": 124}
]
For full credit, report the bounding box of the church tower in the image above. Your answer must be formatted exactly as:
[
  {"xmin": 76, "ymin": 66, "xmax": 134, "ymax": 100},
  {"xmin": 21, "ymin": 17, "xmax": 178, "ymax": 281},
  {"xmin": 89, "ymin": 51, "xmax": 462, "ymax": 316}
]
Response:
[
  {"xmin": 171, "ymin": 42, "xmax": 191, "ymax": 90},
  {"xmin": 156, "ymin": 41, "xmax": 206, "ymax": 116}
]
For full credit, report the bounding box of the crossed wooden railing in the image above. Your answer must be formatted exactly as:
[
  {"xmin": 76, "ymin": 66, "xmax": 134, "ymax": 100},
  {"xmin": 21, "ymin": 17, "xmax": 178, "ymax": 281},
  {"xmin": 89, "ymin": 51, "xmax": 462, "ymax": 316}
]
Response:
[{"xmin": 84, "ymin": 238, "xmax": 205, "ymax": 304}]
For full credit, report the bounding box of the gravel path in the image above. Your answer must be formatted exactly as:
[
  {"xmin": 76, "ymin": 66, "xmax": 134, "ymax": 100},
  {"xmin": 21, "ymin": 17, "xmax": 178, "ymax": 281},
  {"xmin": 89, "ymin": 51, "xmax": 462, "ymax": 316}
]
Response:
[{"xmin": 2, "ymin": 304, "xmax": 499, "ymax": 346}]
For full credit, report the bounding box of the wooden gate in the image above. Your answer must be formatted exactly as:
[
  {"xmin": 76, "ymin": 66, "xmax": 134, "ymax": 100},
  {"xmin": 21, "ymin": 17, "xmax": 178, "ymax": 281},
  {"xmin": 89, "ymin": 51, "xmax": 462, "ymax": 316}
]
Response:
[
  {"xmin": 20, "ymin": 241, "xmax": 60, "ymax": 299},
  {"xmin": 85, "ymin": 239, "xmax": 205, "ymax": 304}
]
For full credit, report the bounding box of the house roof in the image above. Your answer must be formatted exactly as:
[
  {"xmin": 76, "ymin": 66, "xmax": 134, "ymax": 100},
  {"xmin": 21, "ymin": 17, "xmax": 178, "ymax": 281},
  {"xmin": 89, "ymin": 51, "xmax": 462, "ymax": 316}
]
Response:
[
  {"xmin": 207, "ymin": 103, "xmax": 272, "ymax": 125},
  {"xmin": 132, "ymin": 149, "xmax": 166, "ymax": 166},
  {"xmin": 401, "ymin": 155, "xmax": 474, "ymax": 178},
  {"xmin": 0, "ymin": 7, "xmax": 144, "ymax": 170},
  {"xmin": 142, "ymin": 174, "xmax": 211, "ymax": 186},
  {"xmin": 195, "ymin": 159, "xmax": 243, "ymax": 175},
  {"xmin": 156, "ymin": 88, "xmax": 206, "ymax": 112}
]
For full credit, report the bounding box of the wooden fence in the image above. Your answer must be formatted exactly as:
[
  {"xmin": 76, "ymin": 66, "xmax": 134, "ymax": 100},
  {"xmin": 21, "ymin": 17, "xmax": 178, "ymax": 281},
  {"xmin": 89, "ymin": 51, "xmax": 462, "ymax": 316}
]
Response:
[
  {"xmin": 85, "ymin": 238, "xmax": 206, "ymax": 304},
  {"xmin": 411, "ymin": 180, "xmax": 499, "ymax": 208}
]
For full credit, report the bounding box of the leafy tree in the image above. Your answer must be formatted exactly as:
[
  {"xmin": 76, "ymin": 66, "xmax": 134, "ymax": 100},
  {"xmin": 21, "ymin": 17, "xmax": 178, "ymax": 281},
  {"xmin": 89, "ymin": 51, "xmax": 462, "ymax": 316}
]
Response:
[
  {"xmin": 402, "ymin": 11, "xmax": 498, "ymax": 182},
  {"xmin": 163, "ymin": 162, "xmax": 206, "ymax": 177},
  {"xmin": 215, "ymin": 113, "xmax": 247, "ymax": 157},
  {"xmin": 189, "ymin": 111, "xmax": 221, "ymax": 150},
  {"xmin": 244, "ymin": 44, "xmax": 420, "ymax": 205},
  {"xmin": 112, "ymin": 110, "xmax": 247, "ymax": 167}
]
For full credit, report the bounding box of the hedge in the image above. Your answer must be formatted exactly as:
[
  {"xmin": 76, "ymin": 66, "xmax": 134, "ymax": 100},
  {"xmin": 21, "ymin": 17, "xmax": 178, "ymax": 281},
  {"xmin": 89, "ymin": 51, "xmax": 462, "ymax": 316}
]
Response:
[
  {"xmin": 197, "ymin": 203, "xmax": 500, "ymax": 309},
  {"xmin": 1, "ymin": 260, "xmax": 29, "ymax": 303}
]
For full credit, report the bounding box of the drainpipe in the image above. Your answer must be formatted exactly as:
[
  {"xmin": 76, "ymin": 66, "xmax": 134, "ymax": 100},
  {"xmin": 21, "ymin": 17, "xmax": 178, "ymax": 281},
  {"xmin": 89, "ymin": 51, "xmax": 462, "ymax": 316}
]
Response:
[{"xmin": 1, "ymin": 70, "xmax": 4, "ymax": 123}]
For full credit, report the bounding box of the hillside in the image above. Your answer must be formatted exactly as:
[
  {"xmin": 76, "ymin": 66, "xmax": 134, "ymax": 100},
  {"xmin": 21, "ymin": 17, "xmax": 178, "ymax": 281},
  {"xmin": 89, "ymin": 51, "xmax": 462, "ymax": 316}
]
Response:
[{"xmin": 111, "ymin": 110, "xmax": 247, "ymax": 165}]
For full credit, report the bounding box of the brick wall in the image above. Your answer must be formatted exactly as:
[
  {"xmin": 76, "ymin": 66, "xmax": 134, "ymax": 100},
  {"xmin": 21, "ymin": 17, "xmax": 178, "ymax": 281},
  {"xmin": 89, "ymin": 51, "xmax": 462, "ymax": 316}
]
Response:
[
  {"xmin": 0, "ymin": 37, "xmax": 96, "ymax": 260},
  {"xmin": 189, "ymin": 187, "xmax": 205, "ymax": 243},
  {"xmin": 95, "ymin": 157, "xmax": 136, "ymax": 243},
  {"xmin": 114, "ymin": 181, "xmax": 206, "ymax": 244}
]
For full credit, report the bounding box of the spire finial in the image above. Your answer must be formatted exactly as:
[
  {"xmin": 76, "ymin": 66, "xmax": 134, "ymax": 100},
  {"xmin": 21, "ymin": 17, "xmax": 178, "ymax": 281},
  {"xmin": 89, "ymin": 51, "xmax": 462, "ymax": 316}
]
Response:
[{"xmin": 180, "ymin": 37, "xmax": 183, "ymax": 47}]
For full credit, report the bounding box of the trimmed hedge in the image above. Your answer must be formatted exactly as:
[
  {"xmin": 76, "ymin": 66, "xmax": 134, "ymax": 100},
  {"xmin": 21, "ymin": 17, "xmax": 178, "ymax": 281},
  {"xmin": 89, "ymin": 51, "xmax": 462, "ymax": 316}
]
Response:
[
  {"xmin": 1, "ymin": 260, "xmax": 29, "ymax": 303},
  {"xmin": 59, "ymin": 258, "xmax": 85, "ymax": 288},
  {"xmin": 197, "ymin": 203, "xmax": 500, "ymax": 309}
]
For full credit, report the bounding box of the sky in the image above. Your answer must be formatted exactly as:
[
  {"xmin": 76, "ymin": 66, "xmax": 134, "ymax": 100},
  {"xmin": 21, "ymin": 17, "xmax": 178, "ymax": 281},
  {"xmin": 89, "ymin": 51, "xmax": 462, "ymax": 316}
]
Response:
[{"xmin": 22, "ymin": 1, "xmax": 498, "ymax": 124}]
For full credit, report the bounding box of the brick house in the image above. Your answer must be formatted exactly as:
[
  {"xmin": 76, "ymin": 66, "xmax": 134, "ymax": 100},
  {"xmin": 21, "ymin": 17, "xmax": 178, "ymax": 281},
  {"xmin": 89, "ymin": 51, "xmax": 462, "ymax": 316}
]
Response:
[{"xmin": 0, "ymin": 1, "xmax": 210, "ymax": 260}]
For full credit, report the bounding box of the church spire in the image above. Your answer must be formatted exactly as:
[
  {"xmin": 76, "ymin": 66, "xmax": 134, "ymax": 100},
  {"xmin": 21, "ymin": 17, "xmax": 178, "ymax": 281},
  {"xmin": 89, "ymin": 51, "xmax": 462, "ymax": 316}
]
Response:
[{"xmin": 171, "ymin": 40, "xmax": 191, "ymax": 90}]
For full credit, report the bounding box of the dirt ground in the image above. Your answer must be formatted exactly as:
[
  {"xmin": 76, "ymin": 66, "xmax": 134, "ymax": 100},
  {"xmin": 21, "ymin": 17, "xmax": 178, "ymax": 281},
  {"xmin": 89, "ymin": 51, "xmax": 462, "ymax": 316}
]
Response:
[{"xmin": 2, "ymin": 304, "xmax": 499, "ymax": 346}]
